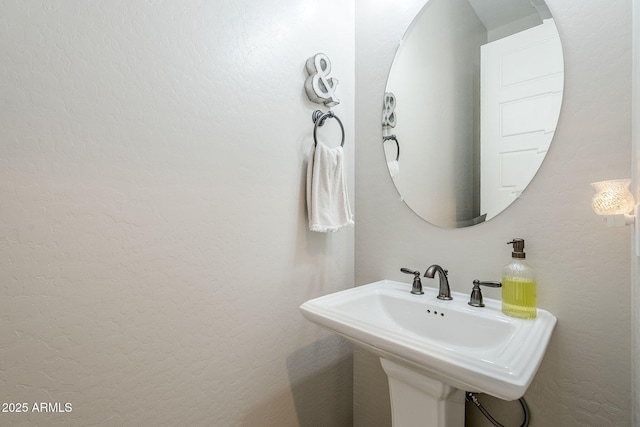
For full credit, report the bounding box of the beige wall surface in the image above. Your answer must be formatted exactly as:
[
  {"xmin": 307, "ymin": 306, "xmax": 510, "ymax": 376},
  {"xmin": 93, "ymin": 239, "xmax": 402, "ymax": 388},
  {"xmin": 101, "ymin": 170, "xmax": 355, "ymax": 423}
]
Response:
[
  {"xmin": 355, "ymin": 0, "xmax": 632, "ymax": 426},
  {"xmin": 0, "ymin": 1, "xmax": 355, "ymax": 425},
  {"xmin": 632, "ymin": 1, "xmax": 640, "ymax": 424}
]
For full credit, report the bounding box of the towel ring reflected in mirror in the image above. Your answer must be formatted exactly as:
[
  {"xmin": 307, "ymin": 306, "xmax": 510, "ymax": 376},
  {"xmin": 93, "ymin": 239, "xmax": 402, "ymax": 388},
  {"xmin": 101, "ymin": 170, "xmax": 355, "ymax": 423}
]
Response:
[{"xmin": 312, "ymin": 110, "xmax": 345, "ymax": 147}]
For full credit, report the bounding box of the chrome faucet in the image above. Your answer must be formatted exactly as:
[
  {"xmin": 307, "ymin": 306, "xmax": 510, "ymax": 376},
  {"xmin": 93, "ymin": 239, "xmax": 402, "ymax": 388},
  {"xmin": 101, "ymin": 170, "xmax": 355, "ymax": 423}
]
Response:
[{"xmin": 424, "ymin": 265, "xmax": 452, "ymax": 300}]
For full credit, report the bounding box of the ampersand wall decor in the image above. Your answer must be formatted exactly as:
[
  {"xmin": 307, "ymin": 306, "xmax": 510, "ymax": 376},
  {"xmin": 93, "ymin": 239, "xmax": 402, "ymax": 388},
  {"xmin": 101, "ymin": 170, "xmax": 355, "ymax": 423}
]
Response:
[
  {"xmin": 304, "ymin": 53, "xmax": 340, "ymax": 107},
  {"xmin": 382, "ymin": 92, "xmax": 397, "ymax": 128}
]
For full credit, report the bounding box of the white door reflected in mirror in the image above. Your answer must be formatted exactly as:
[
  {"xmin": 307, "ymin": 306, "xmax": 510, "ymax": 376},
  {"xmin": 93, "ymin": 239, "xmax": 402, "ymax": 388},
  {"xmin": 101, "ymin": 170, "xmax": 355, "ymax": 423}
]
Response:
[{"xmin": 480, "ymin": 19, "xmax": 563, "ymax": 219}]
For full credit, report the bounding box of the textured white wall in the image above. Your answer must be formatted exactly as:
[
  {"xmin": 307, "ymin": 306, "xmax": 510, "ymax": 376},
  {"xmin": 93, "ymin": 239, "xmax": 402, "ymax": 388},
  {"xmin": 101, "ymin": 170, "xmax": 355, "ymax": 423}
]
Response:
[
  {"xmin": 632, "ymin": 1, "xmax": 640, "ymax": 424},
  {"xmin": 0, "ymin": 1, "xmax": 354, "ymax": 426},
  {"xmin": 356, "ymin": 0, "xmax": 632, "ymax": 426}
]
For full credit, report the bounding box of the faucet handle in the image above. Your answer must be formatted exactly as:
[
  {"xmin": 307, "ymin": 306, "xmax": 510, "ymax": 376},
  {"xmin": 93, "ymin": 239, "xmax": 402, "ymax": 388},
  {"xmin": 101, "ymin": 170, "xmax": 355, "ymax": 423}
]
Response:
[
  {"xmin": 400, "ymin": 268, "xmax": 424, "ymax": 295},
  {"xmin": 468, "ymin": 279, "xmax": 502, "ymax": 307}
]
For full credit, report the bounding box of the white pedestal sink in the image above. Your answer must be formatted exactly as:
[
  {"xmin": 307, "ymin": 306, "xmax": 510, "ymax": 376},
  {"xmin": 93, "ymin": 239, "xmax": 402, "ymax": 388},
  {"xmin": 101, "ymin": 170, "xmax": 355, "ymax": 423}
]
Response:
[{"xmin": 300, "ymin": 280, "xmax": 556, "ymax": 427}]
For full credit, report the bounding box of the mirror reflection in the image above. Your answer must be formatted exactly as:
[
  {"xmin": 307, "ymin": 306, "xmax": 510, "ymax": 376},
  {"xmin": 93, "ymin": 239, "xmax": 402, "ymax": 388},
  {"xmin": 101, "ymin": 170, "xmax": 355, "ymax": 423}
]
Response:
[{"xmin": 383, "ymin": 0, "xmax": 564, "ymax": 228}]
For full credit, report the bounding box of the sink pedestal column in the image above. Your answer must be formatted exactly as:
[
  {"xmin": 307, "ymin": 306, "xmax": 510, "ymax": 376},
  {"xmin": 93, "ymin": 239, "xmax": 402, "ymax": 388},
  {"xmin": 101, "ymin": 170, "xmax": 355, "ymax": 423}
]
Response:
[{"xmin": 380, "ymin": 358, "xmax": 465, "ymax": 427}]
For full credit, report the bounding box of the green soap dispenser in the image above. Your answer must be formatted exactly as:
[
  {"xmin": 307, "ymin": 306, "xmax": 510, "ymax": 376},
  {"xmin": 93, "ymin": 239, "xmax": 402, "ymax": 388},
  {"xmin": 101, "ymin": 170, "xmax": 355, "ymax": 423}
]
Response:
[{"xmin": 502, "ymin": 238, "xmax": 537, "ymax": 319}]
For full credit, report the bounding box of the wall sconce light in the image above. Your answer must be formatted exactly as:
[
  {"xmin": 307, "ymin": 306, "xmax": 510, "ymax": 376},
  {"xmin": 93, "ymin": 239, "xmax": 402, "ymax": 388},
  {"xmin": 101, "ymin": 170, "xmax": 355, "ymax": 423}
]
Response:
[
  {"xmin": 590, "ymin": 179, "xmax": 636, "ymax": 226},
  {"xmin": 590, "ymin": 179, "xmax": 639, "ymax": 256}
]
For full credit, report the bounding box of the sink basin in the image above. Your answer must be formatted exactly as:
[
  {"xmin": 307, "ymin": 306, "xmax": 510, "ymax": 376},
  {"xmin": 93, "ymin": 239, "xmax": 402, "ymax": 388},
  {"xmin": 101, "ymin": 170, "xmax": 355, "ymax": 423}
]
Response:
[{"xmin": 300, "ymin": 279, "xmax": 557, "ymax": 401}]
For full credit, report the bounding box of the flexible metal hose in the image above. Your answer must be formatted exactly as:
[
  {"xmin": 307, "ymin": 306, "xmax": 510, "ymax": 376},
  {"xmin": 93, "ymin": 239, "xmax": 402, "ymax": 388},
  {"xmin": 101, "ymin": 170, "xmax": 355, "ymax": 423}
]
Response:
[{"xmin": 465, "ymin": 392, "xmax": 530, "ymax": 427}]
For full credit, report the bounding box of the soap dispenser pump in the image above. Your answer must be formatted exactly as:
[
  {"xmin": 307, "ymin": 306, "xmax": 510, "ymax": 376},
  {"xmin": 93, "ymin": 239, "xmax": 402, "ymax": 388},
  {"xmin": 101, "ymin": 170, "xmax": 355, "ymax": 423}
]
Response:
[{"xmin": 502, "ymin": 238, "xmax": 537, "ymax": 319}]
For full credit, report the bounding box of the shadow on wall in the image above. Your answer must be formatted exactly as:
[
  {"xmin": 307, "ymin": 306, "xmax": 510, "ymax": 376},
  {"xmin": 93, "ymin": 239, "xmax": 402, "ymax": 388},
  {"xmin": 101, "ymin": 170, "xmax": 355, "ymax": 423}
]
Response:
[{"xmin": 286, "ymin": 335, "xmax": 353, "ymax": 427}]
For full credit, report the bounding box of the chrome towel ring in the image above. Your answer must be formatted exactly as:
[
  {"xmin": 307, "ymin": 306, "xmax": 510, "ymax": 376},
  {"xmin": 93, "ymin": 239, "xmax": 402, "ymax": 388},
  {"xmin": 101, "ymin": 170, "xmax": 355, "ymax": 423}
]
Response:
[
  {"xmin": 383, "ymin": 134, "xmax": 399, "ymax": 161},
  {"xmin": 312, "ymin": 110, "xmax": 345, "ymax": 147}
]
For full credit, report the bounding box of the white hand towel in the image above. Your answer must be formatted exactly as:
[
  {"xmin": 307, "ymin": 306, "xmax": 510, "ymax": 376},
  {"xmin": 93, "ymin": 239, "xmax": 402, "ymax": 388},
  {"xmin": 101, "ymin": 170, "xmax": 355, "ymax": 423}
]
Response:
[
  {"xmin": 387, "ymin": 160, "xmax": 399, "ymax": 178},
  {"xmin": 306, "ymin": 141, "xmax": 354, "ymax": 232}
]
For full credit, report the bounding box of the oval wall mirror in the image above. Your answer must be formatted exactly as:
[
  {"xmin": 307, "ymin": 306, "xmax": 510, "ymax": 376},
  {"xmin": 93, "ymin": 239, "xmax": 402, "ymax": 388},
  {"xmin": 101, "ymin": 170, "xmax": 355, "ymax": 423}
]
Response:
[{"xmin": 382, "ymin": 0, "xmax": 564, "ymax": 228}]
